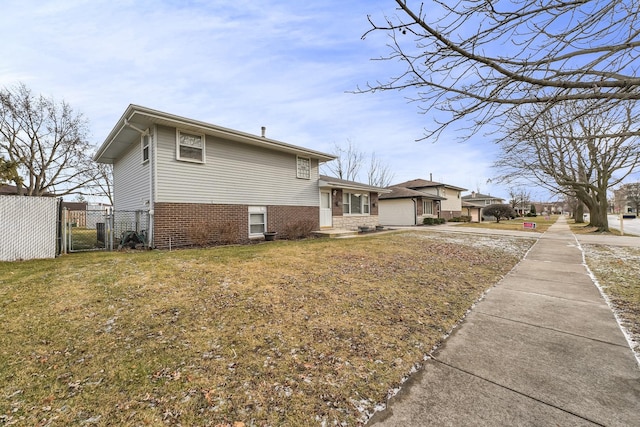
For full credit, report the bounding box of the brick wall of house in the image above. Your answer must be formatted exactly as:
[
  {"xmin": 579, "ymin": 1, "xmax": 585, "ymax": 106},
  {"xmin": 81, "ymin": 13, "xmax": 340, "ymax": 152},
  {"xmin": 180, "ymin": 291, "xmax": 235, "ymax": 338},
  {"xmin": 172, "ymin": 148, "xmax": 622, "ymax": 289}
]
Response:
[
  {"xmin": 153, "ymin": 203, "xmax": 247, "ymax": 249},
  {"xmin": 152, "ymin": 202, "xmax": 319, "ymax": 249},
  {"xmin": 267, "ymin": 205, "xmax": 319, "ymax": 237}
]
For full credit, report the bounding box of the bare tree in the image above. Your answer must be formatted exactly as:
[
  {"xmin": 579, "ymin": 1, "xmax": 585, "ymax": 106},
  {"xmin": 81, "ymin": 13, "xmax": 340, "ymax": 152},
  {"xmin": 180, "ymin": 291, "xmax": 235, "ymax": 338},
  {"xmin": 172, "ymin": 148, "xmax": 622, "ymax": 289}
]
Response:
[
  {"xmin": 367, "ymin": 152, "xmax": 395, "ymax": 187},
  {"xmin": 494, "ymin": 101, "xmax": 640, "ymax": 231},
  {"xmin": 360, "ymin": 0, "xmax": 640, "ymax": 140},
  {"xmin": 508, "ymin": 187, "xmax": 531, "ymax": 216},
  {"xmin": 322, "ymin": 140, "xmax": 363, "ymax": 181},
  {"xmin": 86, "ymin": 162, "xmax": 114, "ymax": 205},
  {"xmin": 0, "ymin": 83, "xmax": 98, "ymax": 196}
]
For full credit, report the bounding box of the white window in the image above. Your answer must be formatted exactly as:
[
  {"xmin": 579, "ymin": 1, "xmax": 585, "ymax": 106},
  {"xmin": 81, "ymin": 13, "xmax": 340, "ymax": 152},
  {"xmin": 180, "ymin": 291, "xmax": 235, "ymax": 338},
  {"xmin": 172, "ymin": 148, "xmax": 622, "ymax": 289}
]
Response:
[
  {"xmin": 177, "ymin": 129, "xmax": 205, "ymax": 163},
  {"xmin": 141, "ymin": 134, "xmax": 150, "ymax": 163},
  {"xmin": 485, "ymin": 200, "xmax": 492, "ymax": 205},
  {"xmin": 423, "ymin": 200, "xmax": 433, "ymax": 215},
  {"xmin": 248, "ymin": 206, "xmax": 266, "ymax": 236},
  {"xmin": 297, "ymin": 156, "xmax": 310, "ymax": 179},
  {"xmin": 343, "ymin": 192, "xmax": 370, "ymax": 215}
]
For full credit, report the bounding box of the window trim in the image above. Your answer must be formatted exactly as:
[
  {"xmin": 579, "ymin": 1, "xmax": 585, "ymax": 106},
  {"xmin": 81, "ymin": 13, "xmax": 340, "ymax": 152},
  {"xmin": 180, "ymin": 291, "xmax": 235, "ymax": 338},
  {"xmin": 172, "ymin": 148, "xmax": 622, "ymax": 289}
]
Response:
[
  {"xmin": 176, "ymin": 129, "xmax": 205, "ymax": 163},
  {"xmin": 296, "ymin": 156, "xmax": 311, "ymax": 179}
]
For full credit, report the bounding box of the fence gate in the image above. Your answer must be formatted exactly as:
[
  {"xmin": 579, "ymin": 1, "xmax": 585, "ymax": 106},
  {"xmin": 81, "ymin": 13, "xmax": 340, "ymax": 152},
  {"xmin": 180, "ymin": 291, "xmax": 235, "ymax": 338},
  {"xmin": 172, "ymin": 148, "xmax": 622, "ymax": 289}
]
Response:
[
  {"xmin": 62, "ymin": 209, "xmax": 149, "ymax": 253},
  {"xmin": 63, "ymin": 209, "xmax": 110, "ymax": 252}
]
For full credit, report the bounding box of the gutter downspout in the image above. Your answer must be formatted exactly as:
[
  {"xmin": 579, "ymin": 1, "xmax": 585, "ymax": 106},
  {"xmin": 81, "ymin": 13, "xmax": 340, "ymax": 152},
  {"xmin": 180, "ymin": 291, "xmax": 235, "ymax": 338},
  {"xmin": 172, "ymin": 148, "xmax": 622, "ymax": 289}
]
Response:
[
  {"xmin": 412, "ymin": 198, "xmax": 417, "ymax": 225},
  {"xmin": 124, "ymin": 121, "xmax": 154, "ymax": 248}
]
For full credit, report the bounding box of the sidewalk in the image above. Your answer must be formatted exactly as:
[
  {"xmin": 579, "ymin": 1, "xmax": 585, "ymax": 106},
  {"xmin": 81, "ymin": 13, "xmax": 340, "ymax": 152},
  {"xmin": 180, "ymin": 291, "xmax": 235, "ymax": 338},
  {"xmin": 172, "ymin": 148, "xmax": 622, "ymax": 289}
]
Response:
[{"xmin": 368, "ymin": 216, "xmax": 640, "ymax": 426}]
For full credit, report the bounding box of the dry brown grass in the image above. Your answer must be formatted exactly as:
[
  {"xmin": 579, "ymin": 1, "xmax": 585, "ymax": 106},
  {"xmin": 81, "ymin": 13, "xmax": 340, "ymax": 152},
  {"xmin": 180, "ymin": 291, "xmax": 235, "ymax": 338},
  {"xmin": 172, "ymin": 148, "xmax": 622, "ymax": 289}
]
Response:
[
  {"xmin": 0, "ymin": 231, "xmax": 534, "ymax": 426},
  {"xmin": 457, "ymin": 215, "xmax": 559, "ymax": 233},
  {"xmin": 581, "ymin": 244, "xmax": 640, "ymax": 354}
]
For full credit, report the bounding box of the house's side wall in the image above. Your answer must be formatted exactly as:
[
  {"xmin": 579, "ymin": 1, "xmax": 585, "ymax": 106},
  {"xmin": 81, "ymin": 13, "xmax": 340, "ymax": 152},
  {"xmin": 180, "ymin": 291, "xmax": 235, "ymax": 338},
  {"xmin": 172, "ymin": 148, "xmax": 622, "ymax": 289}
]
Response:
[
  {"xmin": 113, "ymin": 139, "xmax": 150, "ymax": 210},
  {"xmin": 439, "ymin": 188, "xmax": 462, "ymax": 218},
  {"xmin": 153, "ymin": 202, "xmax": 319, "ymax": 249},
  {"xmin": 154, "ymin": 125, "xmax": 319, "ymax": 206},
  {"xmin": 378, "ymin": 199, "xmax": 415, "ymax": 226}
]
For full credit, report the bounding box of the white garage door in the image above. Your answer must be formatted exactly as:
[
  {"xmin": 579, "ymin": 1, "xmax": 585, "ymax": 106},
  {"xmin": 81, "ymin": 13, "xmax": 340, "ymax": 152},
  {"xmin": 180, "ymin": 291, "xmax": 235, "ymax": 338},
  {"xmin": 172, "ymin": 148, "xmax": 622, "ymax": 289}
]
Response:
[{"xmin": 378, "ymin": 199, "xmax": 415, "ymax": 226}]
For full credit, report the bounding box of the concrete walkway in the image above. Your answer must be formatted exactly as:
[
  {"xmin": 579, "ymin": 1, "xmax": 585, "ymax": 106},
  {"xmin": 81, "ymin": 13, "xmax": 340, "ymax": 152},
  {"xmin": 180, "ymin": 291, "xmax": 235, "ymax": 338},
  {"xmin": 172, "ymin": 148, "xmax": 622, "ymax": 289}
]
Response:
[{"xmin": 368, "ymin": 216, "xmax": 640, "ymax": 426}]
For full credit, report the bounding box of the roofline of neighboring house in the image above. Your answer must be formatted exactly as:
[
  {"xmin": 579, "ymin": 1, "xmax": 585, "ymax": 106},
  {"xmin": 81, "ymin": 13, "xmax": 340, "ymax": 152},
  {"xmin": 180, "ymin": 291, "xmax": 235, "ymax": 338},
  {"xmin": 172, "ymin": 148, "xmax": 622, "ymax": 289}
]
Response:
[
  {"xmin": 318, "ymin": 175, "xmax": 391, "ymax": 193},
  {"xmin": 391, "ymin": 179, "xmax": 467, "ymax": 192},
  {"xmin": 94, "ymin": 104, "xmax": 336, "ymax": 163},
  {"xmin": 379, "ymin": 186, "xmax": 446, "ymax": 200}
]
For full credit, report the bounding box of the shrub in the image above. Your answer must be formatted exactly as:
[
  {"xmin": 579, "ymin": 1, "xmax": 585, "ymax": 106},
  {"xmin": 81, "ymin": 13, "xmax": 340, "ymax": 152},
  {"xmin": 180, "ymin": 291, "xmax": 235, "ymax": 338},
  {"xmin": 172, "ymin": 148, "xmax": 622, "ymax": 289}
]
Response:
[
  {"xmin": 282, "ymin": 219, "xmax": 316, "ymax": 240},
  {"xmin": 215, "ymin": 221, "xmax": 241, "ymax": 245},
  {"xmin": 187, "ymin": 220, "xmax": 215, "ymax": 246},
  {"xmin": 423, "ymin": 217, "xmax": 446, "ymax": 225},
  {"xmin": 449, "ymin": 216, "xmax": 471, "ymax": 222}
]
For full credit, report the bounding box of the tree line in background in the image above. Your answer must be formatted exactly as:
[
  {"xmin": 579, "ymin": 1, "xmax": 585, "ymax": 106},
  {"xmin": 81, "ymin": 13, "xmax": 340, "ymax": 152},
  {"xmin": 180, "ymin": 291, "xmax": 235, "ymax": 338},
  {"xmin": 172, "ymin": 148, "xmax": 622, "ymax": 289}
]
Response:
[
  {"xmin": 362, "ymin": 0, "xmax": 640, "ymax": 231},
  {"xmin": 320, "ymin": 140, "xmax": 394, "ymax": 188}
]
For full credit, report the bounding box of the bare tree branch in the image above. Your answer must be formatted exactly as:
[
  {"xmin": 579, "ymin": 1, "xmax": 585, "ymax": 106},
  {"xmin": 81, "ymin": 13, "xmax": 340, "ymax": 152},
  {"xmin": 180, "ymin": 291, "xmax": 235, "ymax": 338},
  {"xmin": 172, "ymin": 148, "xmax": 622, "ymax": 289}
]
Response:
[{"xmin": 360, "ymin": 0, "xmax": 640, "ymax": 140}]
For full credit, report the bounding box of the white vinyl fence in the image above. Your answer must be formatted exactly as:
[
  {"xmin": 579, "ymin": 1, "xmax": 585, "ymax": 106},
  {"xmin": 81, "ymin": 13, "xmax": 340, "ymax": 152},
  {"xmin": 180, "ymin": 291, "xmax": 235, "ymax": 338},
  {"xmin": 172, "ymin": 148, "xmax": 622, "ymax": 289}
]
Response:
[{"xmin": 0, "ymin": 195, "xmax": 59, "ymax": 262}]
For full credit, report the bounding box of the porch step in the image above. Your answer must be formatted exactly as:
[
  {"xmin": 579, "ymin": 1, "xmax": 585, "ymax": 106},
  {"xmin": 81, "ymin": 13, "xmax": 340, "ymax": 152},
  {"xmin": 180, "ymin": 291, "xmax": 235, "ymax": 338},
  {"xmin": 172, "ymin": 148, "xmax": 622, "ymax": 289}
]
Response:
[{"xmin": 312, "ymin": 229, "xmax": 359, "ymax": 238}]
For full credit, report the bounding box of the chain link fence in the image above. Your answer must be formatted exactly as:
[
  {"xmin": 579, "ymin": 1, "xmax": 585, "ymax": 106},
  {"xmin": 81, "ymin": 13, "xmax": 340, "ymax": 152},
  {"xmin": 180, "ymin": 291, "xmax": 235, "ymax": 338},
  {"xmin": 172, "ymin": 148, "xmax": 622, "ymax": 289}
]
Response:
[{"xmin": 62, "ymin": 209, "xmax": 150, "ymax": 253}]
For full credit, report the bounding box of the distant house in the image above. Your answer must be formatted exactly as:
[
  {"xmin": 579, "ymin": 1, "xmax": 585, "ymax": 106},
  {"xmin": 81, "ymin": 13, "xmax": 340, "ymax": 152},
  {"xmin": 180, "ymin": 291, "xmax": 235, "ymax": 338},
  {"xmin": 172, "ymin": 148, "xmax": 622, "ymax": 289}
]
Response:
[
  {"xmin": 378, "ymin": 178, "xmax": 467, "ymax": 226},
  {"xmin": 94, "ymin": 105, "xmax": 337, "ymax": 249},
  {"xmin": 461, "ymin": 191, "xmax": 506, "ymax": 222}
]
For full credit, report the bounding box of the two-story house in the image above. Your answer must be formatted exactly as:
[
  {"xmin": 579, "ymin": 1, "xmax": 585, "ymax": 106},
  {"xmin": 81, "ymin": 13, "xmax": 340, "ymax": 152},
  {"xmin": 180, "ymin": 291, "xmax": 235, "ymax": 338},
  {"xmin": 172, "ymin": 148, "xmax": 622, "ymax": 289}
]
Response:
[
  {"xmin": 94, "ymin": 105, "xmax": 387, "ymax": 248},
  {"xmin": 378, "ymin": 178, "xmax": 467, "ymax": 226}
]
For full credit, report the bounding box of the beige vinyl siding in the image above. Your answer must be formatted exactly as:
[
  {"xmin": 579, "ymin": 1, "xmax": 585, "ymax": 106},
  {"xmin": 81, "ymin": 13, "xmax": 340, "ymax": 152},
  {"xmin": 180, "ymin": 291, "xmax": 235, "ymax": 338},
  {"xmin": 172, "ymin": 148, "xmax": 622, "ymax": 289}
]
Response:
[
  {"xmin": 113, "ymin": 139, "xmax": 150, "ymax": 210},
  {"xmin": 440, "ymin": 189, "xmax": 462, "ymax": 212},
  {"xmin": 155, "ymin": 125, "xmax": 319, "ymax": 206}
]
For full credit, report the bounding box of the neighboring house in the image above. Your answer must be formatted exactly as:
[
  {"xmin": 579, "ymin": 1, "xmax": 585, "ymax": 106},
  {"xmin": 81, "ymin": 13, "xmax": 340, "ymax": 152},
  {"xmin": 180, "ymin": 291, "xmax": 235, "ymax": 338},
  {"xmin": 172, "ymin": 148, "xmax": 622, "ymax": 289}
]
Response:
[
  {"xmin": 318, "ymin": 175, "xmax": 390, "ymax": 230},
  {"xmin": 378, "ymin": 178, "xmax": 467, "ymax": 226},
  {"xmin": 94, "ymin": 105, "xmax": 336, "ymax": 249},
  {"xmin": 461, "ymin": 191, "xmax": 506, "ymax": 221}
]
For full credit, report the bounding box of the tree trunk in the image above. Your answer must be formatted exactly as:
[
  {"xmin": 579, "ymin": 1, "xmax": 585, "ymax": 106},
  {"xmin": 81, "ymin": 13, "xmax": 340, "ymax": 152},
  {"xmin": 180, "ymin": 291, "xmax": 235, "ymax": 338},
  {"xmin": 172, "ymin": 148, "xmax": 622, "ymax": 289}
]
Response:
[
  {"xmin": 587, "ymin": 191, "xmax": 610, "ymax": 232},
  {"xmin": 575, "ymin": 204, "xmax": 584, "ymax": 223}
]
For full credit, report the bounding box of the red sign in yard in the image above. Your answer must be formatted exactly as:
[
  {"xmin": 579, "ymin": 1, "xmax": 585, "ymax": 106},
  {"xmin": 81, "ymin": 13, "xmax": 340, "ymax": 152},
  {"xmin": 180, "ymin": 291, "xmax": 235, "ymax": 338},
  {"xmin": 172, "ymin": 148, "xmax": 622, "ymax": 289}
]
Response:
[{"xmin": 523, "ymin": 222, "xmax": 537, "ymax": 229}]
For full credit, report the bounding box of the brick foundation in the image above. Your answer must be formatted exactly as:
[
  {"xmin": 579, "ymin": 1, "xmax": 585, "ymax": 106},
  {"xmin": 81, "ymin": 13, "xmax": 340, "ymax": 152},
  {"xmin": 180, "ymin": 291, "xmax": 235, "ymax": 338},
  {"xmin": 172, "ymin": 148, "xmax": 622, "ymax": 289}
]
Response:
[{"xmin": 152, "ymin": 203, "xmax": 318, "ymax": 249}]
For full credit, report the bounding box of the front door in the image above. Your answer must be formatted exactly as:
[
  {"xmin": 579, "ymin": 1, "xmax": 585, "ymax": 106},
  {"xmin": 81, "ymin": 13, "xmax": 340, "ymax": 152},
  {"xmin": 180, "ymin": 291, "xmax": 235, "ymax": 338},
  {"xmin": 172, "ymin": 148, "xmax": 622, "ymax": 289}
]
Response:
[{"xmin": 320, "ymin": 191, "xmax": 332, "ymax": 228}]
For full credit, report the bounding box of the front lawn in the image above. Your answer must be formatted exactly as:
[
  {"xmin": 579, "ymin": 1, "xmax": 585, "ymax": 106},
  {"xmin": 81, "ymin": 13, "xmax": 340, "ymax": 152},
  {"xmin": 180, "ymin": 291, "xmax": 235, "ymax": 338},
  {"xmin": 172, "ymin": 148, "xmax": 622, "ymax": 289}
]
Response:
[
  {"xmin": 458, "ymin": 215, "xmax": 559, "ymax": 232},
  {"xmin": 0, "ymin": 231, "xmax": 534, "ymax": 426}
]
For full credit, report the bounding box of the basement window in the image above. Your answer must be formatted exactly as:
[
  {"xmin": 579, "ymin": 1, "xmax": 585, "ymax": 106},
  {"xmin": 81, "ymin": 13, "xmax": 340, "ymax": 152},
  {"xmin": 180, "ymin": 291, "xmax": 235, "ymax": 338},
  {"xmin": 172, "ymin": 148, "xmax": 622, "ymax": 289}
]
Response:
[{"xmin": 249, "ymin": 206, "xmax": 267, "ymax": 237}]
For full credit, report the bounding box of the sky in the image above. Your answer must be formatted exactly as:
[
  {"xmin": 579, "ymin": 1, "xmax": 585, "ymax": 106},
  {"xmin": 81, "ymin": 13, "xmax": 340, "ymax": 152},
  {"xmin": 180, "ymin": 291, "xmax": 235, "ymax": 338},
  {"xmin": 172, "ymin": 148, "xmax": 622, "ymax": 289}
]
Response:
[{"xmin": 1, "ymin": 0, "xmax": 521, "ymax": 201}]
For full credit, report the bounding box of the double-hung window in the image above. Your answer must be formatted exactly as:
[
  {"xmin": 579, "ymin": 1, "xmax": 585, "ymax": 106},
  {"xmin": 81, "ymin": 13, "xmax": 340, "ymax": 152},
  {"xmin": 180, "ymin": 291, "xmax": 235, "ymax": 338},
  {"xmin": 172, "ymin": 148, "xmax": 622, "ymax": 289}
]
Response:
[
  {"xmin": 249, "ymin": 206, "xmax": 267, "ymax": 236},
  {"xmin": 141, "ymin": 134, "xmax": 150, "ymax": 163},
  {"xmin": 343, "ymin": 192, "xmax": 370, "ymax": 215},
  {"xmin": 423, "ymin": 200, "xmax": 433, "ymax": 215},
  {"xmin": 297, "ymin": 156, "xmax": 310, "ymax": 179},
  {"xmin": 177, "ymin": 129, "xmax": 205, "ymax": 163}
]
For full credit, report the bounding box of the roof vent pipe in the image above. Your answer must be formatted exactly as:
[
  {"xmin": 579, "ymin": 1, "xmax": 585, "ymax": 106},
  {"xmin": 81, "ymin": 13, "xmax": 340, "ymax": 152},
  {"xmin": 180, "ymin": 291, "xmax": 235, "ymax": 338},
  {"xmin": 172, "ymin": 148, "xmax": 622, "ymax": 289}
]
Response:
[
  {"xmin": 261, "ymin": 126, "xmax": 266, "ymax": 138},
  {"xmin": 429, "ymin": 172, "xmax": 433, "ymax": 181}
]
